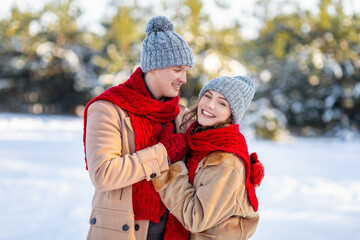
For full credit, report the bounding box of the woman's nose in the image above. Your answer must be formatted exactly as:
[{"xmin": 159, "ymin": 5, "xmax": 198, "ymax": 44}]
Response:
[{"xmin": 206, "ymin": 99, "xmax": 215, "ymax": 109}]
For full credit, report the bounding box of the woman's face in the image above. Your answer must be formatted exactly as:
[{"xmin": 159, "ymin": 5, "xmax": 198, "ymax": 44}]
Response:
[
  {"xmin": 197, "ymin": 90, "xmax": 232, "ymax": 127},
  {"xmin": 145, "ymin": 66, "xmax": 189, "ymax": 101}
]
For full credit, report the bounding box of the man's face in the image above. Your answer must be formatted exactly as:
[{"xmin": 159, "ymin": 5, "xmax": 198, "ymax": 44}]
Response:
[{"xmin": 146, "ymin": 66, "xmax": 189, "ymax": 101}]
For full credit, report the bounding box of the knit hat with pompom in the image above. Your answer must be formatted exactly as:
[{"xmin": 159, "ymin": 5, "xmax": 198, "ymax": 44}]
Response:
[
  {"xmin": 199, "ymin": 76, "xmax": 255, "ymax": 124},
  {"xmin": 140, "ymin": 16, "xmax": 194, "ymax": 72}
]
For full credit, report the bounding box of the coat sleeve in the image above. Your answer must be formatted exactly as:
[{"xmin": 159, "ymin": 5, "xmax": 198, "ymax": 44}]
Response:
[
  {"xmin": 152, "ymin": 159, "xmax": 244, "ymax": 233},
  {"xmin": 86, "ymin": 100, "xmax": 169, "ymax": 192}
]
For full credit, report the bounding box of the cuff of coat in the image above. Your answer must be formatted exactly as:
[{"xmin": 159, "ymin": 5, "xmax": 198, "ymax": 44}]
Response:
[
  {"xmin": 140, "ymin": 143, "xmax": 169, "ymax": 181},
  {"xmin": 152, "ymin": 161, "xmax": 188, "ymax": 192},
  {"xmin": 158, "ymin": 142, "xmax": 171, "ymax": 167}
]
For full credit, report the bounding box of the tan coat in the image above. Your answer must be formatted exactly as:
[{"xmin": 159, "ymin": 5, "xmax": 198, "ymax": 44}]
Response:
[
  {"xmin": 152, "ymin": 151, "xmax": 259, "ymax": 240},
  {"xmin": 85, "ymin": 100, "xmax": 186, "ymax": 240}
]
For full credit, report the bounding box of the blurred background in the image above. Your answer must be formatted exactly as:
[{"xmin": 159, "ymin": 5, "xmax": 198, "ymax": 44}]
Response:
[
  {"xmin": 1, "ymin": 0, "xmax": 359, "ymax": 139},
  {"xmin": 1, "ymin": 0, "xmax": 360, "ymax": 239}
]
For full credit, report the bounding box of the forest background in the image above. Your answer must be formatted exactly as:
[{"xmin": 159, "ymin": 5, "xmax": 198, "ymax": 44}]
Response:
[{"xmin": 0, "ymin": 0, "xmax": 359, "ymax": 140}]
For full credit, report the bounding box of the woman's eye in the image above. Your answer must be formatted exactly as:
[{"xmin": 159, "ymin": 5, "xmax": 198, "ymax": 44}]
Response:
[
  {"xmin": 220, "ymin": 102, "xmax": 226, "ymax": 106},
  {"xmin": 205, "ymin": 94, "xmax": 211, "ymax": 99}
]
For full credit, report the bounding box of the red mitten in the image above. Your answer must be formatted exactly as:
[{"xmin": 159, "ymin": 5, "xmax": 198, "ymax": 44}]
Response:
[
  {"xmin": 249, "ymin": 152, "xmax": 265, "ymax": 186},
  {"xmin": 160, "ymin": 122, "xmax": 188, "ymax": 163}
]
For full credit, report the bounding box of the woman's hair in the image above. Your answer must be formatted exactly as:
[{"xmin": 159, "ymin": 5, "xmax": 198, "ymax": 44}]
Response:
[{"xmin": 180, "ymin": 99, "xmax": 234, "ymax": 133}]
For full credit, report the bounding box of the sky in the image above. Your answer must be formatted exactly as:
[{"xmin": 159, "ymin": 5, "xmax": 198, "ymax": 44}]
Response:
[{"xmin": 2, "ymin": 0, "xmax": 360, "ymax": 39}]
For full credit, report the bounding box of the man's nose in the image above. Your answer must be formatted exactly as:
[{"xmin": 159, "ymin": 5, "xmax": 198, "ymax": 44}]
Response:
[{"xmin": 179, "ymin": 71, "xmax": 187, "ymax": 84}]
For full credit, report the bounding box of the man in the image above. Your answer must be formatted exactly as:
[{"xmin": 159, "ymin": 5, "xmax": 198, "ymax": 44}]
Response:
[{"xmin": 83, "ymin": 16, "xmax": 194, "ymax": 239}]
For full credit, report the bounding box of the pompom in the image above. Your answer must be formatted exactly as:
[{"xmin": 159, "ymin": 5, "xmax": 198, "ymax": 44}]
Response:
[
  {"xmin": 249, "ymin": 152, "xmax": 264, "ymax": 186},
  {"xmin": 145, "ymin": 16, "xmax": 174, "ymax": 35}
]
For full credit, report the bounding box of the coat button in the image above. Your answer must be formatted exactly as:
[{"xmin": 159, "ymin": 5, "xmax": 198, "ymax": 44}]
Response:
[
  {"xmin": 122, "ymin": 224, "xmax": 129, "ymax": 231},
  {"xmin": 135, "ymin": 224, "xmax": 140, "ymax": 231},
  {"xmin": 90, "ymin": 218, "xmax": 96, "ymax": 225},
  {"xmin": 150, "ymin": 173, "xmax": 157, "ymax": 178}
]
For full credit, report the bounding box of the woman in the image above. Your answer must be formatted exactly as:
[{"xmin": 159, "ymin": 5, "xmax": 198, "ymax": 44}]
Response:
[{"xmin": 152, "ymin": 76, "xmax": 264, "ymax": 239}]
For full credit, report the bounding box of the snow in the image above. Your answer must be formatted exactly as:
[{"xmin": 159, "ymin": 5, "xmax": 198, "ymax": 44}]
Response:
[
  {"xmin": 250, "ymin": 138, "xmax": 360, "ymax": 240},
  {"xmin": 1, "ymin": 113, "xmax": 359, "ymax": 240},
  {"xmin": 0, "ymin": 113, "xmax": 92, "ymax": 240}
]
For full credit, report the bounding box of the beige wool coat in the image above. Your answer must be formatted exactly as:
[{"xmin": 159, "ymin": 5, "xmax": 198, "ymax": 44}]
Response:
[
  {"xmin": 85, "ymin": 100, "xmax": 187, "ymax": 240},
  {"xmin": 152, "ymin": 151, "xmax": 260, "ymax": 240}
]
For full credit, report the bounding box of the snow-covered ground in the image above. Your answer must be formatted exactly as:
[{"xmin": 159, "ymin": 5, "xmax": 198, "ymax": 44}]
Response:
[{"xmin": 0, "ymin": 113, "xmax": 359, "ymax": 240}]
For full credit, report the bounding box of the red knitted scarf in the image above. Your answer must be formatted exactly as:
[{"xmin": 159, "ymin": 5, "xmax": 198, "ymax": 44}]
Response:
[
  {"xmin": 164, "ymin": 122, "xmax": 261, "ymax": 240},
  {"xmin": 83, "ymin": 67, "xmax": 180, "ymax": 224},
  {"xmin": 185, "ymin": 122, "xmax": 259, "ymax": 212}
]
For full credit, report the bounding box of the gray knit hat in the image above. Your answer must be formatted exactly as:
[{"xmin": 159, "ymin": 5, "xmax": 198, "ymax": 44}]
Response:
[
  {"xmin": 140, "ymin": 16, "xmax": 194, "ymax": 72},
  {"xmin": 199, "ymin": 76, "xmax": 255, "ymax": 124}
]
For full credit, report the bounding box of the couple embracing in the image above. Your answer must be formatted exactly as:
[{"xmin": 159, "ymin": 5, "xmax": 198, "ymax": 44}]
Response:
[{"xmin": 83, "ymin": 16, "xmax": 264, "ymax": 240}]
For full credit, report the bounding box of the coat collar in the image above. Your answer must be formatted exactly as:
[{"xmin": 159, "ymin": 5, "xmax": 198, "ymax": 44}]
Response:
[{"xmin": 199, "ymin": 151, "xmax": 236, "ymax": 168}]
